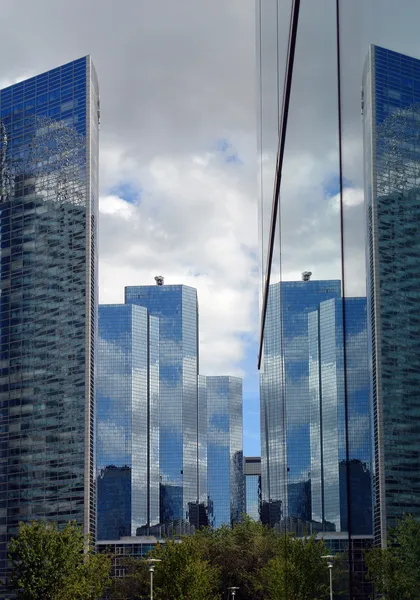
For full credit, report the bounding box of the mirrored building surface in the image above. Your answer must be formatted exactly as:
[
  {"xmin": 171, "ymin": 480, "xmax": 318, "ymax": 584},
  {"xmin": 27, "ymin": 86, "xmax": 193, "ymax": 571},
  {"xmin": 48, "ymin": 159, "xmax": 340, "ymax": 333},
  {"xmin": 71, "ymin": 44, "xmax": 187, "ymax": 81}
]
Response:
[
  {"xmin": 0, "ymin": 57, "xmax": 99, "ymax": 585},
  {"xmin": 309, "ymin": 298, "xmax": 372, "ymax": 535},
  {"xmin": 363, "ymin": 45, "xmax": 420, "ymax": 544},
  {"xmin": 97, "ymin": 304, "xmax": 159, "ymax": 540},
  {"xmin": 260, "ymin": 280, "xmax": 341, "ymax": 527},
  {"xmin": 205, "ymin": 376, "xmax": 244, "ymax": 528},
  {"xmin": 125, "ymin": 284, "xmax": 200, "ymax": 527}
]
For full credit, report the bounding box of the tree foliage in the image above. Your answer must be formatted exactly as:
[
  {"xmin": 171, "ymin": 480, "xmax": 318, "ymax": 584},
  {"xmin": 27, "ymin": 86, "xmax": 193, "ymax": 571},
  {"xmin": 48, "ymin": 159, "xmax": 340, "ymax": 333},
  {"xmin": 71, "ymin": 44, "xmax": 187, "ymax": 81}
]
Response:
[
  {"xmin": 8, "ymin": 520, "xmax": 112, "ymax": 600},
  {"xmin": 365, "ymin": 514, "xmax": 420, "ymax": 600},
  {"xmin": 112, "ymin": 517, "xmax": 338, "ymax": 600},
  {"xmin": 259, "ymin": 534, "xmax": 331, "ymax": 600}
]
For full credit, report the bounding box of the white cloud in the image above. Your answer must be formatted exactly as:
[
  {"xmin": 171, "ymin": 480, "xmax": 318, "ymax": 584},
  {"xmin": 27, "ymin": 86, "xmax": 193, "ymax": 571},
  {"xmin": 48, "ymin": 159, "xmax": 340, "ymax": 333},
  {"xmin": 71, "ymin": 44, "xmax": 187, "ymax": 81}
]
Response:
[{"xmin": 99, "ymin": 149, "xmax": 258, "ymax": 375}]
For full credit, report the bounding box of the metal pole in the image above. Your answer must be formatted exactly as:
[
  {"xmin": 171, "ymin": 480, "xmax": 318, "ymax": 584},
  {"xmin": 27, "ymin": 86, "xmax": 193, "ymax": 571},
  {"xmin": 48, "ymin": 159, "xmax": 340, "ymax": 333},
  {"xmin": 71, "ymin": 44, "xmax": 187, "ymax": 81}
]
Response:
[
  {"xmin": 329, "ymin": 565, "xmax": 333, "ymax": 600},
  {"xmin": 150, "ymin": 566, "xmax": 154, "ymax": 600}
]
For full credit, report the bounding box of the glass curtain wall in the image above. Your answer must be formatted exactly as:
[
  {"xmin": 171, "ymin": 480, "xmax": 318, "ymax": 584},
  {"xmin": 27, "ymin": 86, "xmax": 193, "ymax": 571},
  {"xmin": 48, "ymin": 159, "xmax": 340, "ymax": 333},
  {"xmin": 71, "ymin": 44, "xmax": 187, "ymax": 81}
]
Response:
[
  {"xmin": 258, "ymin": 0, "xmax": 420, "ymax": 596},
  {"xmin": 338, "ymin": 0, "xmax": 420, "ymax": 549},
  {"xmin": 0, "ymin": 57, "xmax": 99, "ymax": 590}
]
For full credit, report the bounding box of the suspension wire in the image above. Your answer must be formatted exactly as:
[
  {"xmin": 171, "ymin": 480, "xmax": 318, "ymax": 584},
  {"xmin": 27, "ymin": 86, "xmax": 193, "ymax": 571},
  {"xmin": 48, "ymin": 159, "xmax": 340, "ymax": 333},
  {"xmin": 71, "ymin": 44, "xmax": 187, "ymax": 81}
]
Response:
[
  {"xmin": 257, "ymin": 0, "xmax": 301, "ymax": 370},
  {"xmin": 335, "ymin": 0, "xmax": 355, "ymax": 597}
]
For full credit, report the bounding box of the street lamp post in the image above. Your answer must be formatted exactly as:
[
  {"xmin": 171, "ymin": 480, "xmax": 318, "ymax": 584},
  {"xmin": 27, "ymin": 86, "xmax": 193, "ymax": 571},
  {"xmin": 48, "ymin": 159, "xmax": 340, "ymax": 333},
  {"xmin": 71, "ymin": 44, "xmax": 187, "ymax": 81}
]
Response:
[
  {"xmin": 321, "ymin": 555, "xmax": 334, "ymax": 600},
  {"xmin": 146, "ymin": 558, "xmax": 161, "ymax": 600},
  {"xmin": 228, "ymin": 586, "xmax": 239, "ymax": 600}
]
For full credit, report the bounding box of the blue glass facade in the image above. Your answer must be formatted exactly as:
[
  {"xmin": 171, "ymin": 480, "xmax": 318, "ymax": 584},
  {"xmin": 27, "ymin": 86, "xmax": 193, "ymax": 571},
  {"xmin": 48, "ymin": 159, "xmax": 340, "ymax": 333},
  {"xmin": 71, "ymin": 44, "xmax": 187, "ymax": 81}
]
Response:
[
  {"xmin": 125, "ymin": 284, "xmax": 200, "ymax": 527},
  {"xmin": 260, "ymin": 280, "xmax": 341, "ymax": 527},
  {"xmin": 244, "ymin": 457, "xmax": 261, "ymax": 521},
  {"xmin": 97, "ymin": 305, "xmax": 159, "ymax": 540},
  {"xmin": 0, "ymin": 57, "xmax": 99, "ymax": 583},
  {"xmin": 205, "ymin": 376, "xmax": 244, "ymax": 528},
  {"xmin": 309, "ymin": 298, "xmax": 372, "ymax": 535},
  {"xmin": 363, "ymin": 45, "xmax": 420, "ymax": 544}
]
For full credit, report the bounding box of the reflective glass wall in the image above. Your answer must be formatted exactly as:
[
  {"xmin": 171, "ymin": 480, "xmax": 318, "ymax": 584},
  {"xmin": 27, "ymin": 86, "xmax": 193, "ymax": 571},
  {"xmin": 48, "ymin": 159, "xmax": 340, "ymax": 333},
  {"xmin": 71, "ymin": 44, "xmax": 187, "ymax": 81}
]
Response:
[
  {"xmin": 258, "ymin": 0, "xmax": 420, "ymax": 594},
  {"xmin": 125, "ymin": 284, "xmax": 200, "ymax": 527},
  {"xmin": 205, "ymin": 376, "xmax": 244, "ymax": 528},
  {"xmin": 0, "ymin": 57, "xmax": 98, "ymax": 584},
  {"xmin": 338, "ymin": 0, "xmax": 420, "ymax": 548},
  {"xmin": 97, "ymin": 304, "xmax": 160, "ymax": 540}
]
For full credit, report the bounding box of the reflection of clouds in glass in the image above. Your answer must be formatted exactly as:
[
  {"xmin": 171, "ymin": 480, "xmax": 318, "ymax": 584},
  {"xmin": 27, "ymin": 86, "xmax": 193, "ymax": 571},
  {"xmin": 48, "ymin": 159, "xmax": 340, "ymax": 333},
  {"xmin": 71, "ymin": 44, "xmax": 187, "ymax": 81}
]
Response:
[{"xmin": 97, "ymin": 420, "xmax": 130, "ymax": 469}]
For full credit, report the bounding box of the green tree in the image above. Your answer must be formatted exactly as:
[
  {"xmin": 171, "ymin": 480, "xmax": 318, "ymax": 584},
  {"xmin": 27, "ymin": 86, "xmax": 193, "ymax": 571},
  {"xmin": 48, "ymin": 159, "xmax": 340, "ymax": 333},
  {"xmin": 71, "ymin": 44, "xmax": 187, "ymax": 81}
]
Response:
[
  {"xmin": 109, "ymin": 556, "xmax": 150, "ymax": 600},
  {"xmin": 365, "ymin": 514, "xmax": 420, "ymax": 600},
  {"xmin": 259, "ymin": 534, "xmax": 332, "ymax": 600},
  {"xmin": 151, "ymin": 535, "xmax": 220, "ymax": 600},
  {"xmin": 194, "ymin": 516, "xmax": 283, "ymax": 600},
  {"xmin": 8, "ymin": 520, "xmax": 112, "ymax": 600}
]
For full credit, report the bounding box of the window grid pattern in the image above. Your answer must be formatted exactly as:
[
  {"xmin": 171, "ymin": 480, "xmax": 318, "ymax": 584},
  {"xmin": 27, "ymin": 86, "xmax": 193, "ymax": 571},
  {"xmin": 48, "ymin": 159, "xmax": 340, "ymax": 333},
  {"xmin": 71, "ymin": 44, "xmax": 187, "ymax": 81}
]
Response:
[
  {"xmin": 309, "ymin": 298, "xmax": 372, "ymax": 535},
  {"xmin": 97, "ymin": 305, "xmax": 160, "ymax": 540},
  {"xmin": 0, "ymin": 57, "xmax": 98, "ymax": 581},
  {"xmin": 206, "ymin": 376, "xmax": 244, "ymax": 529},
  {"xmin": 125, "ymin": 285, "xmax": 199, "ymax": 527},
  {"xmin": 363, "ymin": 45, "xmax": 420, "ymax": 543},
  {"xmin": 260, "ymin": 281, "xmax": 341, "ymax": 527}
]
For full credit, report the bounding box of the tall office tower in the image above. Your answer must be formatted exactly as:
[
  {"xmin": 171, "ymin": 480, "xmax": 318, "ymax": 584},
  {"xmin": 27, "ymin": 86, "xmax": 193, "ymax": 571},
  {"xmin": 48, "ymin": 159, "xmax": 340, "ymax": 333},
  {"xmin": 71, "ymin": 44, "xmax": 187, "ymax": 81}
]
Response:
[
  {"xmin": 244, "ymin": 457, "xmax": 261, "ymax": 522},
  {"xmin": 97, "ymin": 304, "xmax": 160, "ymax": 539},
  {"xmin": 125, "ymin": 282, "xmax": 201, "ymax": 528},
  {"xmin": 363, "ymin": 45, "xmax": 420, "ymax": 545},
  {"xmin": 260, "ymin": 280, "xmax": 341, "ymax": 529},
  {"xmin": 195, "ymin": 375, "xmax": 208, "ymax": 528},
  {"xmin": 205, "ymin": 376, "xmax": 244, "ymax": 529},
  {"xmin": 308, "ymin": 298, "xmax": 372, "ymax": 535},
  {"xmin": 0, "ymin": 57, "xmax": 99, "ymax": 583}
]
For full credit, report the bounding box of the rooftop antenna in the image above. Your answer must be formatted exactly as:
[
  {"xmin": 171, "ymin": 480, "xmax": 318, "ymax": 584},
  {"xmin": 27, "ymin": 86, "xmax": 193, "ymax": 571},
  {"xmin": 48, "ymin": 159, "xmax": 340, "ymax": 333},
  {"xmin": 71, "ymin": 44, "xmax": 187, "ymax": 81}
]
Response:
[
  {"xmin": 301, "ymin": 271, "xmax": 312, "ymax": 282},
  {"xmin": 154, "ymin": 275, "xmax": 164, "ymax": 286}
]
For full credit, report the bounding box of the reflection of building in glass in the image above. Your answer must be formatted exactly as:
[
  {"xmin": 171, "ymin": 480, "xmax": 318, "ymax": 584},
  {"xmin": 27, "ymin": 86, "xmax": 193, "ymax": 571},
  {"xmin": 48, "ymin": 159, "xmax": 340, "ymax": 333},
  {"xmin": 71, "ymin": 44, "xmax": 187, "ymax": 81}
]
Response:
[
  {"xmin": 0, "ymin": 57, "xmax": 99, "ymax": 586},
  {"xmin": 363, "ymin": 45, "xmax": 420, "ymax": 545},
  {"xmin": 204, "ymin": 376, "xmax": 244, "ymax": 528},
  {"xmin": 244, "ymin": 457, "xmax": 261, "ymax": 521},
  {"xmin": 125, "ymin": 284, "xmax": 201, "ymax": 527},
  {"xmin": 309, "ymin": 298, "xmax": 372, "ymax": 535},
  {"xmin": 97, "ymin": 304, "xmax": 160, "ymax": 539},
  {"xmin": 260, "ymin": 280, "xmax": 341, "ymax": 527}
]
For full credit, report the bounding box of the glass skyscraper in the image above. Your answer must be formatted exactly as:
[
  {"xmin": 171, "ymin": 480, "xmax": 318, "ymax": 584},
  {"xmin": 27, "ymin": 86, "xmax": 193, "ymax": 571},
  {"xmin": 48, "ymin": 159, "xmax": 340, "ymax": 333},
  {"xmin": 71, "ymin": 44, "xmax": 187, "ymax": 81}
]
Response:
[
  {"xmin": 97, "ymin": 304, "xmax": 159, "ymax": 540},
  {"xmin": 260, "ymin": 280, "xmax": 341, "ymax": 528},
  {"xmin": 205, "ymin": 376, "xmax": 244, "ymax": 529},
  {"xmin": 309, "ymin": 298, "xmax": 372, "ymax": 535},
  {"xmin": 363, "ymin": 45, "xmax": 420, "ymax": 544},
  {"xmin": 125, "ymin": 283, "xmax": 201, "ymax": 527},
  {"xmin": 244, "ymin": 457, "xmax": 261, "ymax": 522},
  {"xmin": 0, "ymin": 57, "xmax": 99, "ymax": 583}
]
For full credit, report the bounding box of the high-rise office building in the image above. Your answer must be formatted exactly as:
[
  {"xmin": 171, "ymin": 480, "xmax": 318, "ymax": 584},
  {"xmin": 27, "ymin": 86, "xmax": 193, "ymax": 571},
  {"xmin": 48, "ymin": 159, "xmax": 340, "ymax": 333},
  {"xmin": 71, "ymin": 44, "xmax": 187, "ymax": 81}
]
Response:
[
  {"xmin": 0, "ymin": 57, "xmax": 99, "ymax": 583},
  {"xmin": 125, "ymin": 282, "xmax": 201, "ymax": 527},
  {"xmin": 363, "ymin": 45, "xmax": 420, "ymax": 544},
  {"xmin": 97, "ymin": 304, "xmax": 159, "ymax": 539},
  {"xmin": 195, "ymin": 375, "xmax": 208, "ymax": 528},
  {"xmin": 205, "ymin": 376, "xmax": 244, "ymax": 528},
  {"xmin": 260, "ymin": 280, "xmax": 341, "ymax": 528},
  {"xmin": 244, "ymin": 457, "xmax": 261, "ymax": 521},
  {"xmin": 309, "ymin": 298, "xmax": 372, "ymax": 535}
]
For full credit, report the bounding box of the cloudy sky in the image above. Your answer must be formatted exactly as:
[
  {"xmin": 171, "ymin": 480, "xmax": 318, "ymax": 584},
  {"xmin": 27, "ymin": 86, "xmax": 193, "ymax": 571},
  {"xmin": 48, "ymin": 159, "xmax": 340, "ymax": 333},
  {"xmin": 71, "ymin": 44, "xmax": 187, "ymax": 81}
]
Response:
[{"xmin": 2, "ymin": 0, "xmax": 420, "ymax": 456}]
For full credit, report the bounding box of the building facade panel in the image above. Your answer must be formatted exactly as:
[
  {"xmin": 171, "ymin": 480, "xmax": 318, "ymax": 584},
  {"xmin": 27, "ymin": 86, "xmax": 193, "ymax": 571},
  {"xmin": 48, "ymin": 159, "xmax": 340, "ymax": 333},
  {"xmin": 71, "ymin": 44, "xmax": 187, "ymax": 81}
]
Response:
[
  {"xmin": 260, "ymin": 280, "xmax": 341, "ymax": 527},
  {"xmin": 363, "ymin": 45, "xmax": 420, "ymax": 544},
  {"xmin": 309, "ymin": 298, "xmax": 372, "ymax": 535},
  {"xmin": 125, "ymin": 284, "xmax": 199, "ymax": 527},
  {"xmin": 244, "ymin": 457, "xmax": 261, "ymax": 521},
  {"xmin": 97, "ymin": 304, "xmax": 160, "ymax": 539},
  {"xmin": 0, "ymin": 58, "xmax": 98, "ymax": 585},
  {"xmin": 206, "ymin": 376, "xmax": 244, "ymax": 529}
]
